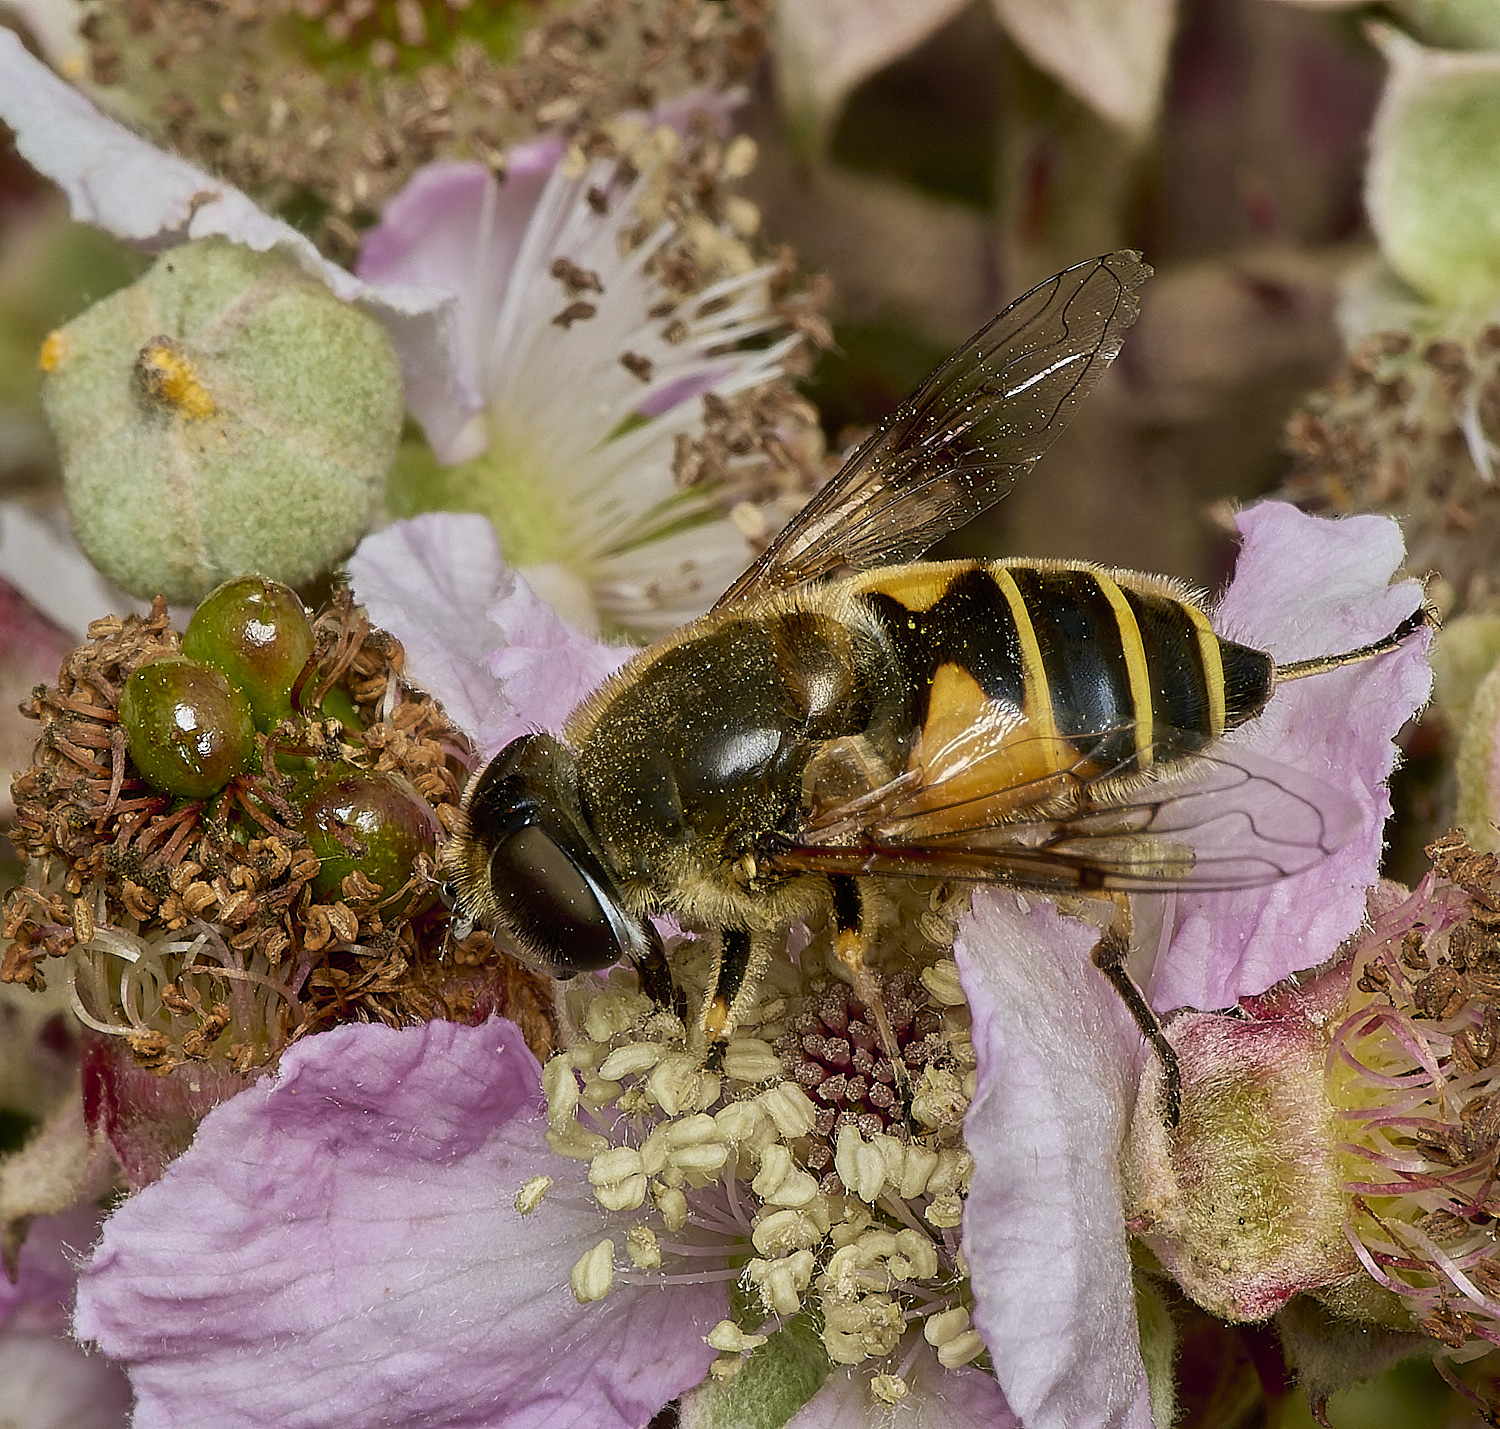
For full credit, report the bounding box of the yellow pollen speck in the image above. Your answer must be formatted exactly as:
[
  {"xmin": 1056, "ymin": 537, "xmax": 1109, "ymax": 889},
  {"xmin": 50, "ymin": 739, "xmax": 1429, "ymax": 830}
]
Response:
[
  {"xmin": 136, "ymin": 338, "xmax": 216, "ymax": 418},
  {"xmin": 38, "ymin": 330, "xmax": 66, "ymax": 373}
]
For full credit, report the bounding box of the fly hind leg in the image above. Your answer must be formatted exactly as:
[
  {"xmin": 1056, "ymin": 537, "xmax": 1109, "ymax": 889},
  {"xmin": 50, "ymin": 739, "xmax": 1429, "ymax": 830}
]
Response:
[{"xmin": 1091, "ymin": 908, "xmax": 1182, "ymax": 1128}]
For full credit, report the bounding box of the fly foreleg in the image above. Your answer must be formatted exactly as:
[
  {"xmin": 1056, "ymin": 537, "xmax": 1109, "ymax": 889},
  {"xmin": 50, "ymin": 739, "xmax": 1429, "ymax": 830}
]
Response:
[
  {"xmin": 699, "ymin": 925, "xmax": 776, "ymax": 1050},
  {"xmin": 633, "ymin": 921, "xmax": 688, "ymax": 1027}
]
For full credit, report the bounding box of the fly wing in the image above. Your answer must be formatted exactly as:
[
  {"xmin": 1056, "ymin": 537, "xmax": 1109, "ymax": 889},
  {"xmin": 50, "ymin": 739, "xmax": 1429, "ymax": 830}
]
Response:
[
  {"xmin": 715, "ymin": 250, "xmax": 1152, "ymax": 610},
  {"xmin": 764, "ymin": 732, "xmax": 1360, "ymax": 895}
]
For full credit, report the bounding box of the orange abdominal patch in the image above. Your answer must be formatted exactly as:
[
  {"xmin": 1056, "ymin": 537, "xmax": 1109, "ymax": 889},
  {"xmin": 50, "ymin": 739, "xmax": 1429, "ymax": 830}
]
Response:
[{"xmin": 899, "ymin": 663, "xmax": 1080, "ymax": 836}]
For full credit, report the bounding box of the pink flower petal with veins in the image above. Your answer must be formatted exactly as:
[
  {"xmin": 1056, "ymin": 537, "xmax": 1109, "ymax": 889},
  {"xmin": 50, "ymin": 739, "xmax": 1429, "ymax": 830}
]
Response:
[
  {"xmin": 1154, "ymin": 504, "xmax": 1431, "ymax": 1011},
  {"xmin": 74, "ymin": 1018, "xmax": 724, "ymax": 1429},
  {"xmin": 356, "ymin": 147, "xmax": 562, "ymax": 462},
  {"xmin": 0, "ymin": 1208, "xmax": 132, "ymax": 1429},
  {"xmin": 956, "ymin": 891, "xmax": 1154, "ymax": 1429},
  {"xmin": 347, "ymin": 513, "xmax": 627, "ymax": 758}
]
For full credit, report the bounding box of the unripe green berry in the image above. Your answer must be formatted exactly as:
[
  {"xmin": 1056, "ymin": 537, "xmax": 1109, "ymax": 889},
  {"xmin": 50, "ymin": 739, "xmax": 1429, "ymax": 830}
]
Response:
[
  {"xmin": 301, "ymin": 769, "xmax": 436, "ymax": 912},
  {"xmin": 318, "ymin": 684, "xmax": 363, "ymax": 730},
  {"xmin": 184, "ymin": 576, "xmax": 315, "ymax": 732},
  {"xmin": 39, "ymin": 237, "xmax": 403, "ymax": 602},
  {"xmin": 119, "ymin": 656, "xmax": 256, "ymax": 799}
]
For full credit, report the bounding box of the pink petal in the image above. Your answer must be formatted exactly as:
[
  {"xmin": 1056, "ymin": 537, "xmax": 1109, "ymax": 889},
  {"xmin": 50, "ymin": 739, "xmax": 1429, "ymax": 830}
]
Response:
[
  {"xmin": 956, "ymin": 891, "xmax": 1154, "ymax": 1429},
  {"xmin": 2, "ymin": 1208, "xmax": 103, "ymax": 1334},
  {"xmin": 0, "ymin": 1208, "xmax": 132, "ymax": 1429},
  {"xmin": 485, "ymin": 585, "xmax": 630, "ymax": 754},
  {"xmin": 347, "ymin": 514, "xmax": 626, "ymax": 759},
  {"xmin": 357, "ymin": 148, "xmax": 562, "ymax": 462},
  {"xmin": 74, "ymin": 1018, "xmax": 725, "ymax": 1429},
  {"xmin": 1153, "ymin": 504, "xmax": 1431, "ymax": 1012}
]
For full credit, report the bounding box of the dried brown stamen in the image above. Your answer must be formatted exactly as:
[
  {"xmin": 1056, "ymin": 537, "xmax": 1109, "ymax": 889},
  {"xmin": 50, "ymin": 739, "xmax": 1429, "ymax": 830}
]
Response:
[{"xmin": 3, "ymin": 590, "xmax": 554, "ymax": 1071}]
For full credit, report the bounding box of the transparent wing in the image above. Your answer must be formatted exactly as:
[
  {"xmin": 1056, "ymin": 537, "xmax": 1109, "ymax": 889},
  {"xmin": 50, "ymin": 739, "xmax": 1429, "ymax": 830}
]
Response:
[
  {"xmin": 715, "ymin": 250, "xmax": 1152, "ymax": 610},
  {"xmin": 763, "ymin": 731, "xmax": 1360, "ymax": 895}
]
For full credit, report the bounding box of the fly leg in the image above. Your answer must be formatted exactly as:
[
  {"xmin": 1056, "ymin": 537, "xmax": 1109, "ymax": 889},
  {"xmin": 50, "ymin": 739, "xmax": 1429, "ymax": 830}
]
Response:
[
  {"xmin": 1274, "ymin": 601, "xmax": 1435, "ymax": 683},
  {"xmin": 699, "ymin": 926, "xmax": 776, "ymax": 1054},
  {"xmin": 1091, "ymin": 900, "xmax": 1181, "ymax": 1127},
  {"xmin": 632, "ymin": 920, "xmax": 688, "ymax": 1028},
  {"xmin": 829, "ymin": 874, "xmax": 912, "ymax": 1104}
]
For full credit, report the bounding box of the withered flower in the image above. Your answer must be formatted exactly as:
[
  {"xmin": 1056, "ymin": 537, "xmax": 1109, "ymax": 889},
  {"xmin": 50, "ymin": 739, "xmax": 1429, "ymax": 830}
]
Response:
[
  {"xmin": 2, "ymin": 585, "xmax": 553, "ymax": 1186},
  {"xmin": 1126, "ymin": 832, "xmax": 1500, "ymax": 1421}
]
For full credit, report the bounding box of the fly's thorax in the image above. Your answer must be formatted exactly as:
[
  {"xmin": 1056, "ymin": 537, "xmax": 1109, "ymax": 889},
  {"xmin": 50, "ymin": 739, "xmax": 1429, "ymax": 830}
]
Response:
[{"xmin": 570, "ymin": 589, "xmax": 903, "ymax": 903}]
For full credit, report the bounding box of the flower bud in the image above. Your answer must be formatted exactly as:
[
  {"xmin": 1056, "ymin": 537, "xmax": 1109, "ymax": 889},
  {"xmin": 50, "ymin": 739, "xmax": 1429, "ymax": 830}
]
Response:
[
  {"xmin": 1122, "ymin": 981, "xmax": 1358, "ymax": 1324},
  {"xmin": 1128, "ymin": 857, "xmax": 1500, "ymax": 1353},
  {"xmin": 41, "ymin": 238, "xmax": 402, "ymax": 602},
  {"xmin": 1366, "ymin": 28, "xmax": 1500, "ymax": 310}
]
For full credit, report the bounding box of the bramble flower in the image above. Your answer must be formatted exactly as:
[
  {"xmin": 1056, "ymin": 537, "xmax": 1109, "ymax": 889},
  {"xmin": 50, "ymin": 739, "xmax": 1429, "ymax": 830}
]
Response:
[
  {"xmin": 0, "ymin": 31, "xmax": 831, "ymax": 640},
  {"xmin": 59, "ymin": 499, "xmax": 1428, "ymax": 1428},
  {"xmin": 357, "ymin": 107, "xmax": 830, "ymax": 638}
]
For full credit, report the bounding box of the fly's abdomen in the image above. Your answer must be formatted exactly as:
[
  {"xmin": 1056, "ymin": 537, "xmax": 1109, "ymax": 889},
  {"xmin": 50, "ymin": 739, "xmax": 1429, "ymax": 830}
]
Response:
[{"xmin": 854, "ymin": 562, "xmax": 1273, "ymax": 816}]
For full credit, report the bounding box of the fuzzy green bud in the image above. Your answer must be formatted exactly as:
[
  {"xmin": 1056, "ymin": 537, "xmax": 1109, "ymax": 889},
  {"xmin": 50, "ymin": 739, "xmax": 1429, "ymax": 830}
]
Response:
[
  {"xmin": 1366, "ymin": 27, "xmax": 1500, "ymax": 311},
  {"xmin": 1391, "ymin": 0, "xmax": 1500, "ymax": 50},
  {"xmin": 1122, "ymin": 980, "xmax": 1361, "ymax": 1324},
  {"xmin": 40, "ymin": 238, "xmax": 403, "ymax": 602}
]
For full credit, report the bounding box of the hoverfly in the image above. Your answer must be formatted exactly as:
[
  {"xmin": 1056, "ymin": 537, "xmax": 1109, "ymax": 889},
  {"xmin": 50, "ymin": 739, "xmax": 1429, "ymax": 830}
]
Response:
[{"xmin": 444, "ymin": 250, "xmax": 1426, "ymax": 1122}]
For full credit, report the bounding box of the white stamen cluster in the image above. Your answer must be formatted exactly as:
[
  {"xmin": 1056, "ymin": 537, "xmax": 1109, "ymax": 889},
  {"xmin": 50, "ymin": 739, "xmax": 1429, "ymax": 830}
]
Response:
[{"xmin": 538, "ymin": 916, "xmax": 986, "ymax": 1378}]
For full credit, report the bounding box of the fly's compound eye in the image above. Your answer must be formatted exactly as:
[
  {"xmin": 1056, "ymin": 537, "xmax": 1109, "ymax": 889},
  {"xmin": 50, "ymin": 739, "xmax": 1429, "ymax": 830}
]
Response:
[{"xmin": 487, "ymin": 822, "xmax": 638, "ymax": 974}]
